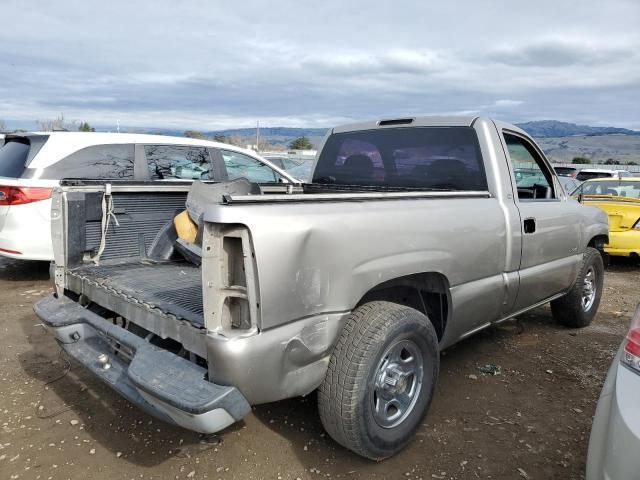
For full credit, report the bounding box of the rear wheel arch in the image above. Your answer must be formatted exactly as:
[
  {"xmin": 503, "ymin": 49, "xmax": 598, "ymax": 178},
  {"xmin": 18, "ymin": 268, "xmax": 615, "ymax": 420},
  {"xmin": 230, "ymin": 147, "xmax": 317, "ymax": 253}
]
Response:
[{"xmin": 356, "ymin": 272, "xmax": 450, "ymax": 341}]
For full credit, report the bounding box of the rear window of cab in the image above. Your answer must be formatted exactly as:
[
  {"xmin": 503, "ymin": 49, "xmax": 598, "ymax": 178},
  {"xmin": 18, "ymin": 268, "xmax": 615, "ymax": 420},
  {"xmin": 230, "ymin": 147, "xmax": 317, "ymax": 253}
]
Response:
[{"xmin": 312, "ymin": 126, "xmax": 487, "ymax": 191}]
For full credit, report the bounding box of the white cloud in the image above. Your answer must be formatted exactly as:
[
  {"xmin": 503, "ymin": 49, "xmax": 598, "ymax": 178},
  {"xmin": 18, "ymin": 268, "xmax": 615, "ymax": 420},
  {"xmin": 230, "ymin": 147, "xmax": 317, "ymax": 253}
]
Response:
[
  {"xmin": 492, "ymin": 100, "xmax": 523, "ymax": 108},
  {"xmin": 0, "ymin": 0, "xmax": 639, "ymax": 129}
]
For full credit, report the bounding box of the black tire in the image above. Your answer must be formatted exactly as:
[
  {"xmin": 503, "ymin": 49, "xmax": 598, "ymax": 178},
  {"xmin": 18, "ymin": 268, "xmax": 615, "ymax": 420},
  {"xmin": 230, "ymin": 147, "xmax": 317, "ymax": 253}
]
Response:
[
  {"xmin": 551, "ymin": 247, "xmax": 604, "ymax": 328},
  {"xmin": 318, "ymin": 301, "xmax": 439, "ymax": 460}
]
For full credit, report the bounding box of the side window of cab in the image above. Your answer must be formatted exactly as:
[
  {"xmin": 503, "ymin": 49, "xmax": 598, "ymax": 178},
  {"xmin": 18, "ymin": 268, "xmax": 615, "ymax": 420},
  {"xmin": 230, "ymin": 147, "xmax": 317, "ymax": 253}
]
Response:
[
  {"xmin": 220, "ymin": 150, "xmax": 278, "ymax": 183},
  {"xmin": 503, "ymin": 132, "xmax": 557, "ymax": 201}
]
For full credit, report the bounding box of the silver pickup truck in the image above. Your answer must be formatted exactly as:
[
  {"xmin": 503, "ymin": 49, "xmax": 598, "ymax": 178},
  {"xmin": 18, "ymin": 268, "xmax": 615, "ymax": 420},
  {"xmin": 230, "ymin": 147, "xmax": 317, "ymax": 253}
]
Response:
[{"xmin": 35, "ymin": 116, "xmax": 608, "ymax": 460}]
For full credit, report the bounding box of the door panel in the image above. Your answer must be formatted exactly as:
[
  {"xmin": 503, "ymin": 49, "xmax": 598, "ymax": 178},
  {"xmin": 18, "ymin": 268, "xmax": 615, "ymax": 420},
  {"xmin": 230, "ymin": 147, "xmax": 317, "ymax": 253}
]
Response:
[
  {"xmin": 515, "ymin": 201, "xmax": 581, "ymax": 310},
  {"xmin": 500, "ymin": 131, "xmax": 582, "ymax": 310}
]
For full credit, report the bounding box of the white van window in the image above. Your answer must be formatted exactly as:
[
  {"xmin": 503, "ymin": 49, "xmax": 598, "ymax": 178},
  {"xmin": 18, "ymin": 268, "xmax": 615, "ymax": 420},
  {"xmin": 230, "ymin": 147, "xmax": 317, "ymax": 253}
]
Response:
[
  {"xmin": 24, "ymin": 144, "xmax": 135, "ymax": 179},
  {"xmin": 145, "ymin": 145, "xmax": 212, "ymax": 180},
  {"xmin": 221, "ymin": 150, "xmax": 278, "ymax": 183}
]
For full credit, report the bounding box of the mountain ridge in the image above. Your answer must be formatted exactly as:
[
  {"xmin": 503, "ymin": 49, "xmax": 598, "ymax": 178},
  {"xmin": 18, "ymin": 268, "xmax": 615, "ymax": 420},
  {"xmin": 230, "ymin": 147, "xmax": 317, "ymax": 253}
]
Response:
[
  {"xmin": 4, "ymin": 119, "xmax": 639, "ymax": 139},
  {"xmin": 513, "ymin": 120, "xmax": 640, "ymax": 138}
]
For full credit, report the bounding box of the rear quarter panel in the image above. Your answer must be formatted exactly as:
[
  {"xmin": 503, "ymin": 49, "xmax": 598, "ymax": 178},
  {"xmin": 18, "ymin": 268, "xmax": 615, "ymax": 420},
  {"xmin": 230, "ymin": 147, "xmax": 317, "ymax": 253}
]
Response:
[{"xmin": 203, "ymin": 197, "xmax": 508, "ymax": 333}]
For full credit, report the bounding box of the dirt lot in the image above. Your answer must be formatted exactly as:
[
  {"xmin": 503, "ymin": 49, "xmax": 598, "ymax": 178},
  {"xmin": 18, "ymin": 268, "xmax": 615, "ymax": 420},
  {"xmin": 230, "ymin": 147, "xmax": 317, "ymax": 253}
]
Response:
[{"xmin": 1, "ymin": 258, "xmax": 638, "ymax": 480}]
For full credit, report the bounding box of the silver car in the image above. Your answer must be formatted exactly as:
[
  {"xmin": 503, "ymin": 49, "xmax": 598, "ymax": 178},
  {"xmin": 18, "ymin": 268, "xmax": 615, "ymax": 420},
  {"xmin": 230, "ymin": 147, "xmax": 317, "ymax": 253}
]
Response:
[{"xmin": 586, "ymin": 304, "xmax": 640, "ymax": 479}]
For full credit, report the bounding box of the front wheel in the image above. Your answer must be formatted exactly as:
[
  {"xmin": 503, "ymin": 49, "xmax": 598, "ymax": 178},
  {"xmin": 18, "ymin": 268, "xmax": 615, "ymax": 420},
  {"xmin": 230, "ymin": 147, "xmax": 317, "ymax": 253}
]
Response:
[
  {"xmin": 318, "ymin": 301, "xmax": 439, "ymax": 460},
  {"xmin": 551, "ymin": 247, "xmax": 604, "ymax": 328}
]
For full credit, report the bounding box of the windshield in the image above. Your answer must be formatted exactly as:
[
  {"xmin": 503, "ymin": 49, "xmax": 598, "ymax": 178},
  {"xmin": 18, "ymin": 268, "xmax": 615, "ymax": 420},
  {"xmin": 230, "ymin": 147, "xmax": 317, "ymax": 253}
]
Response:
[
  {"xmin": 285, "ymin": 160, "xmax": 314, "ymax": 182},
  {"xmin": 576, "ymin": 180, "xmax": 640, "ymax": 199},
  {"xmin": 312, "ymin": 126, "xmax": 487, "ymax": 191}
]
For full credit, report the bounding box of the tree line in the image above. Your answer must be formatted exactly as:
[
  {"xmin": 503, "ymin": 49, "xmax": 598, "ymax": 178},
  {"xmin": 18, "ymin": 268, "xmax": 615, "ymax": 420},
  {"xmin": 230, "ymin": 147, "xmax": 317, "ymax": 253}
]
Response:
[
  {"xmin": 185, "ymin": 130, "xmax": 314, "ymax": 150},
  {"xmin": 571, "ymin": 156, "xmax": 637, "ymax": 166}
]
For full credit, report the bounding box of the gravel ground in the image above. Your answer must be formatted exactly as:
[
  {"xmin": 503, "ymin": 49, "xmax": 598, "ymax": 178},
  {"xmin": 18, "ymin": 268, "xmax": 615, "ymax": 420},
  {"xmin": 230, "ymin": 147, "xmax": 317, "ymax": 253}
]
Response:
[{"xmin": 0, "ymin": 257, "xmax": 638, "ymax": 480}]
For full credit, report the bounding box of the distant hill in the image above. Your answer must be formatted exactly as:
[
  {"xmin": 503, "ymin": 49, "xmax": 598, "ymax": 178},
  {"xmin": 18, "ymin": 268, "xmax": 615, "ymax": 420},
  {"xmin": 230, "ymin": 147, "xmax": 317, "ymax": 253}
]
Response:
[
  {"xmin": 514, "ymin": 120, "xmax": 640, "ymax": 138},
  {"xmin": 535, "ymin": 135, "xmax": 640, "ymax": 165}
]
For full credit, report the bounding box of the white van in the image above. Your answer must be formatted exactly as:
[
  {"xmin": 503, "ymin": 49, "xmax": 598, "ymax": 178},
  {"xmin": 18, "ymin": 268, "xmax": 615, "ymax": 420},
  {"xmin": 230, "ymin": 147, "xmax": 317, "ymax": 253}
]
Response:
[{"xmin": 0, "ymin": 132, "xmax": 294, "ymax": 261}]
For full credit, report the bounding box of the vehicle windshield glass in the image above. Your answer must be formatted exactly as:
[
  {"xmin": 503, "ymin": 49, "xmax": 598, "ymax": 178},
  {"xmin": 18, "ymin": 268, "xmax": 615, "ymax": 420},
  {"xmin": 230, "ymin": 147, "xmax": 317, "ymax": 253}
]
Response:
[
  {"xmin": 554, "ymin": 167, "xmax": 576, "ymax": 176},
  {"xmin": 312, "ymin": 126, "xmax": 487, "ymax": 191},
  {"xmin": 286, "ymin": 160, "xmax": 314, "ymax": 182},
  {"xmin": 577, "ymin": 180, "xmax": 640, "ymax": 199},
  {"xmin": 0, "ymin": 140, "xmax": 29, "ymax": 178}
]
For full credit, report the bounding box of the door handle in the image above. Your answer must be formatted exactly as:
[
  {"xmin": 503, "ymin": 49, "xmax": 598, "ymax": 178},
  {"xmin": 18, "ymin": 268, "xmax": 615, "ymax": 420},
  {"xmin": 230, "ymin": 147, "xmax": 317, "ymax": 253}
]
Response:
[{"xmin": 523, "ymin": 218, "xmax": 536, "ymax": 234}]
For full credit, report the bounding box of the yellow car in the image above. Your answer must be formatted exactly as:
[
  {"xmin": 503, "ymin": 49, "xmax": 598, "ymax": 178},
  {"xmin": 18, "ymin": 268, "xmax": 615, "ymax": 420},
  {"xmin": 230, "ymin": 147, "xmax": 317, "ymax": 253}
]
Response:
[{"xmin": 573, "ymin": 177, "xmax": 640, "ymax": 258}]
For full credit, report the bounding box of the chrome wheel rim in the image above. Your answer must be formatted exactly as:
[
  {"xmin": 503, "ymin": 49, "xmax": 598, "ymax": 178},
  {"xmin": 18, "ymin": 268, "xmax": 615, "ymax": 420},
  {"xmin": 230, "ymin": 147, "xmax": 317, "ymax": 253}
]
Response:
[
  {"xmin": 371, "ymin": 339, "xmax": 424, "ymax": 429},
  {"xmin": 582, "ymin": 267, "xmax": 596, "ymax": 311}
]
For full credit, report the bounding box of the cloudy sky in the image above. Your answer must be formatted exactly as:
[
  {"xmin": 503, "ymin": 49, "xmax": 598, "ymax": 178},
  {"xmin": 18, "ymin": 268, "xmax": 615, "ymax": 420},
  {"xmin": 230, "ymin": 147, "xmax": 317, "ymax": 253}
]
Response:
[{"xmin": 1, "ymin": 0, "xmax": 639, "ymax": 130}]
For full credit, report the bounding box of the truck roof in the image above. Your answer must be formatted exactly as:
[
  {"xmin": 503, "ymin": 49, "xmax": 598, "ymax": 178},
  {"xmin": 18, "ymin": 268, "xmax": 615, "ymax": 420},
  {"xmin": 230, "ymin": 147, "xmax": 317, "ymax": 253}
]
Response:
[{"xmin": 331, "ymin": 116, "xmax": 528, "ymax": 137}]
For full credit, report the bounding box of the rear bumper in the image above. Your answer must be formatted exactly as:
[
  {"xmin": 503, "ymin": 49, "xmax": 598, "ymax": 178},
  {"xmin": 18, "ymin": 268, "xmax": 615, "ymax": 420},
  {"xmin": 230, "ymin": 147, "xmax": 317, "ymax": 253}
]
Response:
[
  {"xmin": 34, "ymin": 295, "xmax": 251, "ymax": 434},
  {"xmin": 604, "ymin": 230, "xmax": 640, "ymax": 257},
  {"xmin": 586, "ymin": 348, "xmax": 640, "ymax": 479}
]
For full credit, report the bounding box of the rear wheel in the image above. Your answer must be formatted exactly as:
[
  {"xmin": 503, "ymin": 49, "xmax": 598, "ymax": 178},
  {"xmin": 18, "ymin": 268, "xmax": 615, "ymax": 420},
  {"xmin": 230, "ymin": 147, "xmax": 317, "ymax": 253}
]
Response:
[
  {"xmin": 318, "ymin": 301, "xmax": 439, "ymax": 460},
  {"xmin": 551, "ymin": 247, "xmax": 604, "ymax": 328}
]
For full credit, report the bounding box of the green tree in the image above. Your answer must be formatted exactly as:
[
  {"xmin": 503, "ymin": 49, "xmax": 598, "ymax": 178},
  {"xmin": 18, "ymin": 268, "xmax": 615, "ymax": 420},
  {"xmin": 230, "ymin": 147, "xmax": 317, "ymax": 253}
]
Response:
[
  {"xmin": 627, "ymin": 161, "xmax": 638, "ymax": 166},
  {"xmin": 213, "ymin": 134, "xmax": 228, "ymax": 143},
  {"xmin": 78, "ymin": 121, "xmax": 95, "ymax": 132},
  {"xmin": 184, "ymin": 130, "xmax": 204, "ymax": 139},
  {"xmin": 603, "ymin": 158, "xmax": 620, "ymax": 165},
  {"xmin": 288, "ymin": 136, "xmax": 313, "ymax": 150},
  {"xmin": 572, "ymin": 156, "xmax": 591, "ymax": 165}
]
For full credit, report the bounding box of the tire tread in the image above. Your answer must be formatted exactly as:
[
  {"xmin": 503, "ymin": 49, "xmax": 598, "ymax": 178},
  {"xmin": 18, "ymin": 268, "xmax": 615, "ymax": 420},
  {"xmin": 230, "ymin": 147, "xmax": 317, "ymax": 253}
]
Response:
[{"xmin": 318, "ymin": 301, "xmax": 437, "ymax": 459}]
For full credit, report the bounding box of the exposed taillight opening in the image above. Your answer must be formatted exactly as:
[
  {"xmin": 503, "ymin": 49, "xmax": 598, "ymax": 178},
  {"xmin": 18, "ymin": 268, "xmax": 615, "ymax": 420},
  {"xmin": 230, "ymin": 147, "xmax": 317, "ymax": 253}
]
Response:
[
  {"xmin": 0, "ymin": 186, "xmax": 53, "ymax": 206},
  {"xmin": 621, "ymin": 305, "xmax": 640, "ymax": 374},
  {"xmin": 202, "ymin": 224, "xmax": 260, "ymax": 337}
]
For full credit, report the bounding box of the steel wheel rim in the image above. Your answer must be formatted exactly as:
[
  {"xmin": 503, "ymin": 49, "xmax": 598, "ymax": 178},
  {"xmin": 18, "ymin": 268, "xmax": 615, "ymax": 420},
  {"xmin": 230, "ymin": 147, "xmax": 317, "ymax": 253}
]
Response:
[
  {"xmin": 582, "ymin": 266, "xmax": 596, "ymax": 311},
  {"xmin": 371, "ymin": 339, "xmax": 424, "ymax": 429}
]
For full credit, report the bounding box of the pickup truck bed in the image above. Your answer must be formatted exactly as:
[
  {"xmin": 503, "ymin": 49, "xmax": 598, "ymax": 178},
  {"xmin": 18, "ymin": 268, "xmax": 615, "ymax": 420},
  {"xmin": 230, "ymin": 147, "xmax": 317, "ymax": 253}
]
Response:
[{"xmin": 67, "ymin": 261, "xmax": 204, "ymax": 327}]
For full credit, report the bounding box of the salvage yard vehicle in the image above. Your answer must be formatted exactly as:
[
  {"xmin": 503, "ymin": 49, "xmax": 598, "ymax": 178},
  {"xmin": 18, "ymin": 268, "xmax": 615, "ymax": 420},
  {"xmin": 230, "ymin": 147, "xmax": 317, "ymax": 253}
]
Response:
[
  {"xmin": 35, "ymin": 116, "xmax": 609, "ymax": 460},
  {"xmin": 573, "ymin": 177, "xmax": 640, "ymax": 258},
  {"xmin": 586, "ymin": 304, "xmax": 640, "ymax": 479},
  {"xmin": 576, "ymin": 168, "xmax": 632, "ymax": 181},
  {"xmin": 0, "ymin": 132, "xmax": 292, "ymax": 261},
  {"xmin": 554, "ymin": 166, "xmax": 580, "ymax": 178}
]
